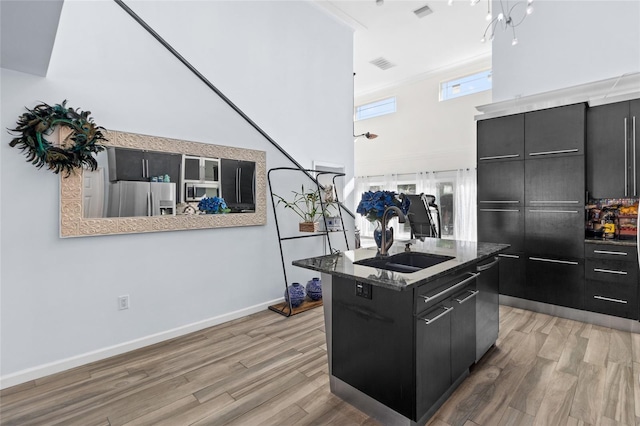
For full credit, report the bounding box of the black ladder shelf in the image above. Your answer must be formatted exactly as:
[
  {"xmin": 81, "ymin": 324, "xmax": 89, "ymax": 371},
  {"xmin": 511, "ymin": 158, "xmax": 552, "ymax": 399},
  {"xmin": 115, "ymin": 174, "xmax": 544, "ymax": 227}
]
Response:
[{"xmin": 267, "ymin": 167, "xmax": 350, "ymax": 317}]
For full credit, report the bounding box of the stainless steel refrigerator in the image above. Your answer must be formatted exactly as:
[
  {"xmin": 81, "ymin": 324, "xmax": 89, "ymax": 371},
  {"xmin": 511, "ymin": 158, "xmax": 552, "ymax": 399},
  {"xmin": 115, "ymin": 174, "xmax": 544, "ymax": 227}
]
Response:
[{"xmin": 107, "ymin": 181, "xmax": 176, "ymax": 217}]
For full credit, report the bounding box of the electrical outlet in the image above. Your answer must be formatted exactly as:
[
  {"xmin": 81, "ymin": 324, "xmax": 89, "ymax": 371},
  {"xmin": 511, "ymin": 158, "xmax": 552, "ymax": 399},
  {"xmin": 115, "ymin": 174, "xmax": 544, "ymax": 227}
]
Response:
[{"xmin": 118, "ymin": 295, "xmax": 130, "ymax": 310}]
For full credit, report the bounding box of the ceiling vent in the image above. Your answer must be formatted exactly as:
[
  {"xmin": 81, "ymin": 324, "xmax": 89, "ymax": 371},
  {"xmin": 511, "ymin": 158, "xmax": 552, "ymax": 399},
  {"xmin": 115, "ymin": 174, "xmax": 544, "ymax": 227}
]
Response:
[
  {"xmin": 413, "ymin": 4, "xmax": 433, "ymax": 18},
  {"xmin": 369, "ymin": 57, "xmax": 396, "ymax": 71}
]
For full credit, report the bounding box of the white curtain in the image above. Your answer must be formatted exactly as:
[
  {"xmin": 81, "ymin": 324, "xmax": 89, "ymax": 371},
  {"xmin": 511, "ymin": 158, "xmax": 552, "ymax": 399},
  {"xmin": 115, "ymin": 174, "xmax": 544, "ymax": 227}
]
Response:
[
  {"xmin": 453, "ymin": 168, "xmax": 477, "ymax": 242},
  {"xmin": 418, "ymin": 171, "xmax": 437, "ymax": 197}
]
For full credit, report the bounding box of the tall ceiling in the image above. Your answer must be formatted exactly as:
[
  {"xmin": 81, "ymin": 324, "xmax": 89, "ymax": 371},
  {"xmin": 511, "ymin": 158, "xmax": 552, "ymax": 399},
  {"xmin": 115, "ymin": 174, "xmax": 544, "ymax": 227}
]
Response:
[{"xmin": 314, "ymin": 0, "xmax": 493, "ymax": 97}]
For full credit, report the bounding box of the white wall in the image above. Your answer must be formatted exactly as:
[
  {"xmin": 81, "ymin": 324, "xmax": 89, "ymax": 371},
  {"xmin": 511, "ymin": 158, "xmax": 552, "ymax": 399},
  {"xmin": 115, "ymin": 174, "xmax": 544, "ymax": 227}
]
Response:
[
  {"xmin": 354, "ymin": 57, "xmax": 492, "ymax": 177},
  {"xmin": 0, "ymin": 0, "xmax": 353, "ymax": 386},
  {"xmin": 492, "ymin": 0, "xmax": 640, "ymax": 102}
]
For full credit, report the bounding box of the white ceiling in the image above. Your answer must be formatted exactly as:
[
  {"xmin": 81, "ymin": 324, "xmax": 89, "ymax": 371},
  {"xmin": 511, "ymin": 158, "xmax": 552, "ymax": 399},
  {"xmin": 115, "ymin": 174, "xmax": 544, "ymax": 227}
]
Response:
[{"xmin": 314, "ymin": 0, "xmax": 493, "ymax": 97}]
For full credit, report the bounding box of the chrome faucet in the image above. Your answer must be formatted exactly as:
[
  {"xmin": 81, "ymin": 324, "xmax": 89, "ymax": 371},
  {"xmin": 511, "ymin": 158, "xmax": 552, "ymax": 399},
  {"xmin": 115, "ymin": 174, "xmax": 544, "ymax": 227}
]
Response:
[{"xmin": 379, "ymin": 206, "xmax": 406, "ymax": 256}]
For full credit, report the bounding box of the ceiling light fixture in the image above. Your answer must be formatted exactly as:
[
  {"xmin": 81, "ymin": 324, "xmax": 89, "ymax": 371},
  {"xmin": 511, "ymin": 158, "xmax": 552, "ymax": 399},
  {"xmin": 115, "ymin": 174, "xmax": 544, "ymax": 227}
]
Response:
[{"xmin": 450, "ymin": 0, "xmax": 533, "ymax": 45}]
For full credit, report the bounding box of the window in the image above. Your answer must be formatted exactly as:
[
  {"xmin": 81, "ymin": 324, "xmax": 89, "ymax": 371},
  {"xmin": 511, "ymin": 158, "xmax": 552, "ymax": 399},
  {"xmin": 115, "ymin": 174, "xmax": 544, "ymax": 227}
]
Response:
[
  {"xmin": 355, "ymin": 97, "xmax": 397, "ymax": 121},
  {"xmin": 440, "ymin": 70, "xmax": 492, "ymax": 101}
]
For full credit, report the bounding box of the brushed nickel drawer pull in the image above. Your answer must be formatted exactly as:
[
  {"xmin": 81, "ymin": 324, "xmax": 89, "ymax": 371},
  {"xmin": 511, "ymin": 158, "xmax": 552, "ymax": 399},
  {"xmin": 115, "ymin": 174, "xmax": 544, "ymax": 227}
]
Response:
[
  {"xmin": 420, "ymin": 272, "xmax": 480, "ymax": 303},
  {"xmin": 421, "ymin": 306, "xmax": 453, "ymax": 325},
  {"xmin": 530, "ymin": 200, "xmax": 580, "ymax": 204},
  {"xmin": 479, "ymin": 200, "xmax": 520, "ymax": 204},
  {"xmin": 593, "ymin": 250, "xmax": 628, "ymax": 256},
  {"xmin": 480, "ymin": 208, "xmax": 520, "ymax": 212},
  {"xmin": 529, "ymin": 257, "xmax": 579, "ymax": 265},
  {"xmin": 498, "ymin": 254, "xmax": 520, "ymax": 259},
  {"xmin": 479, "ymin": 154, "xmax": 520, "ymax": 160},
  {"xmin": 528, "ymin": 209, "xmax": 578, "ymax": 214},
  {"xmin": 594, "ymin": 295, "xmax": 628, "ymax": 304},
  {"xmin": 529, "ymin": 148, "xmax": 579, "ymax": 156},
  {"xmin": 455, "ymin": 290, "xmax": 479, "ymax": 304},
  {"xmin": 594, "ymin": 268, "xmax": 628, "ymax": 275}
]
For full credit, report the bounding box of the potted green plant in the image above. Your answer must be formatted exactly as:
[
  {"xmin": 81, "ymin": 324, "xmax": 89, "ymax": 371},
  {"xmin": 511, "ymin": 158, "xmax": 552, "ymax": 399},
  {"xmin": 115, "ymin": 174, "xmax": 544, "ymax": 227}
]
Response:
[{"xmin": 274, "ymin": 185, "xmax": 333, "ymax": 232}]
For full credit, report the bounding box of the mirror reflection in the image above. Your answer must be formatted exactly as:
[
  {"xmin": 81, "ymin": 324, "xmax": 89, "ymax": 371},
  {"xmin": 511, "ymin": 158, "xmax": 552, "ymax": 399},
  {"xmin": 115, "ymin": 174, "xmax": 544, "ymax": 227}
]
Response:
[{"xmin": 83, "ymin": 147, "xmax": 256, "ymax": 219}]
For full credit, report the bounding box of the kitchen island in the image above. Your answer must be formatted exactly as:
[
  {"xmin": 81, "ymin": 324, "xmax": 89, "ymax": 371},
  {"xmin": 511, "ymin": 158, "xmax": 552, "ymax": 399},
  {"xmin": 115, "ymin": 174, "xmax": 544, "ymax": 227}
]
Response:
[{"xmin": 293, "ymin": 238, "xmax": 509, "ymax": 426}]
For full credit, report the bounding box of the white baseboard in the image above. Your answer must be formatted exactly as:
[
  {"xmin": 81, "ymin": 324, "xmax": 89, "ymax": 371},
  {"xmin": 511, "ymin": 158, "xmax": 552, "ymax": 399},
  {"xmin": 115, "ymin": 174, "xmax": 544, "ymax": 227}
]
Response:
[{"xmin": 0, "ymin": 298, "xmax": 284, "ymax": 390}]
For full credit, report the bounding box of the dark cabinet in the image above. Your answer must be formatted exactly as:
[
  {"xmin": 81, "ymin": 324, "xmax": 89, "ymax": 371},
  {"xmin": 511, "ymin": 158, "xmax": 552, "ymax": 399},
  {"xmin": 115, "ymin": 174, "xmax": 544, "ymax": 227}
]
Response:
[
  {"xmin": 586, "ymin": 98, "xmax": 640, "ymax": 198},
  {"xmin": 584, "ymin": 242, "xmax": 639, "ymax": 319},
  {"xmin": 221, "ymin": 159, "xmax": 256, "ymax": 211},
  {"xmin": 478, "ymin": 161, "xmax": 524, "ymax": 204},
  {"xmin": 450, "ymin": 287, "xmax": 477, "ymax": 379},
  {"xmin": 497, "ymin": 252, "xmax": 526, "ymax": 300},
  {"xmin": 525, "ymin": 256, "xmax": 584, "ymax": 310},
  {"xmin": 525, "ymin": 209, "xmax": 584, "ymax": 258},
  {"xmin": 525, "ymin": 103, "xmax": 586, "ymax": 158},
  {"xmin": 477, "ymin": 113, "xmax": 524, "ymax": 162},
  {"xmin": 416, "ymin": 303, "xmax": 452, "ymax": 418},
  {"xmin": 477, "ymin": 208, "xmax": 524, "ymax": 252},
  {"xmin": 524, "ymin": 155, "xmax": 585, "ymax": 206},
  {"xmin": 108, "ymin": 147, "xmax": 181, "ymax": 183}
]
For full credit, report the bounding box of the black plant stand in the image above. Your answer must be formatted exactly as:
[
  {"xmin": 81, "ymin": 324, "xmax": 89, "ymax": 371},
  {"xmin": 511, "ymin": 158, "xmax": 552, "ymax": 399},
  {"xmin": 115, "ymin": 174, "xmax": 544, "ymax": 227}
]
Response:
[{"xmin": 267, "ymin": 167, "xmax": 349, "ymax": 317}]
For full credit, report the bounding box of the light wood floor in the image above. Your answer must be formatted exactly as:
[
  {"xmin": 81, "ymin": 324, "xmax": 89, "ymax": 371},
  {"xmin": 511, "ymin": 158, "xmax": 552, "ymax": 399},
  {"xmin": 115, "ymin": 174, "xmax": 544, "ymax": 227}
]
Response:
[{"xmin": 1, "ymin": 305, "xmax": 640, "ymax": 426}]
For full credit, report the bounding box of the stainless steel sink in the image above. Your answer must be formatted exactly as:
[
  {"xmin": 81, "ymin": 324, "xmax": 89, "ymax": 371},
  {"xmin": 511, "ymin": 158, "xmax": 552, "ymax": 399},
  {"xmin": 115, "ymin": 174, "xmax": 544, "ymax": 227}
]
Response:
[{"xmin": 353, "ymin": 252, "xmax": 454, "ymax": 273}]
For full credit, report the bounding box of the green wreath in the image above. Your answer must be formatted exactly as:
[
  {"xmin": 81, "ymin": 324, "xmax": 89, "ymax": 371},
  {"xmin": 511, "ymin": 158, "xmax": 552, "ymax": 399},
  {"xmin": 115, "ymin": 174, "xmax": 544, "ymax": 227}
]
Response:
[{"xmin": 8, "ymin": 100, "xmax": 107, "ymax": 175}]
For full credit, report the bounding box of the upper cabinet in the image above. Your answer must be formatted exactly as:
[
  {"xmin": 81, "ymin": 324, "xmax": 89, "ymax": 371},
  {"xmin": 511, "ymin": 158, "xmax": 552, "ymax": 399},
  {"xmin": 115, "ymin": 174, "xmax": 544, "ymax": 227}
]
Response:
[
  {"xmin": 587, "ymin": 99, "xmax": 640, "ymax": 199},
  {"xmin": 525, "ymin": 103, "xmax": 586, "ymax": 158},
  {"xmin": 477, "ymin": 113, "xmax": 524, "ymax": 162},
  {"xmin": 107, "ymin": 147, "xmax": 181, "ymax": 183}
]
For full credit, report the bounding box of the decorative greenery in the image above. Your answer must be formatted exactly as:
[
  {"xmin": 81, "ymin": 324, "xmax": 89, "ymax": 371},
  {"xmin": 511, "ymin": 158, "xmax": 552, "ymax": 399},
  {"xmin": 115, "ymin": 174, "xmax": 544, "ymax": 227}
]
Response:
[
  {"xmin": 356, "ymin": 190, "xmax": 410, "ymax": 223},
  {"xmin": 273, "ymin": 185, "xmax": 334, "ymax": 223},
  {"xmin": 8, "ymin": 100, "xmax": 108, "ymax": 176},
  {"xmin": 197, "ymin": 196, "xmax": 231, "ymax": 214}
]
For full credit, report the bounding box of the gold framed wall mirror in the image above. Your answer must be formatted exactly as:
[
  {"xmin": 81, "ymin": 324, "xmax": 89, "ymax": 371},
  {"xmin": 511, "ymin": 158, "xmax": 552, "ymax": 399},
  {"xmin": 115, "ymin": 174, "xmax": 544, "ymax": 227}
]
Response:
[{"xmin": 60, "ymin": 130, "xmax": 266, "ymax": 237}]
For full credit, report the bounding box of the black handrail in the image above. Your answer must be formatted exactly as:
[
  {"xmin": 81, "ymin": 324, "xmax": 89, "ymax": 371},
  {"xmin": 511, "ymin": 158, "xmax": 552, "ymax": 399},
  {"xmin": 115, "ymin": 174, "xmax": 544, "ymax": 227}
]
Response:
[{"xmin": 113, "ymin": 0, "xmax": 355, "ymax": 219}]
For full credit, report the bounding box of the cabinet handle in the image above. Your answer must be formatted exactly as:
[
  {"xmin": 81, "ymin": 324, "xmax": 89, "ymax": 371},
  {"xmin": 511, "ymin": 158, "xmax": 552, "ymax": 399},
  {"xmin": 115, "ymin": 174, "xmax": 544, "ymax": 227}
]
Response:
[
  {"xmin": 594, "ymin": 295, "xmax": 627, "ymax": 304},
  {"xmin": 530, "ymin": 200, "xmax": 580, "ymax": 204},
  {"xmin": 479, "ymin": 200, "xmax": 520, "ymax": 204},
  {"xmin": 528, "ymin": 209, "xmax": 578, "ymax": 214},
  {"xmin": 529, "ymin": 257, "xmax": 578, "ymax": 265},
  {"xmin": 634, "ymin": 116, "xmax": 637, "ymax": 196},
  {"xmin": 498, "ymin": 253, "xmax": 520, "ymax": 259},
  {"xmin": 477, "ymin": 257, "xmax": 499, "ymax": 271},
  {"xmin": 141, "ymin": 159, "xmax": 146, "ymax": 178},
  {"xmin": 455, "ymin": 290, "xmax": 479, "ymax": 304},
  {"xmin": 593, "ymin": 268, "xmax": 628, "ymax": 275},
  {"xmin": 479, "ymin": 208, "xmax": 520, "ymax": 212},
  {"xmin": 529, "ymin": 149, "xmax": 579, "ymax": 157},
  {"xmin": 420, "ymin": 306, "xmax": 453, "ymax": 325},
  {"xmin": 593, "ymin": 250, "xmax": 628, "ymax": 256},
  {"xmin": 479, "ymin": 154, "xmax": 520, "ymax": 160},
  {"xmin": 420, "ymin": 272, "xmax": 480, "ymax": 303},
  {"xmin": 625, "ymin": 117, "xmax": 628, "ymax": 196}
]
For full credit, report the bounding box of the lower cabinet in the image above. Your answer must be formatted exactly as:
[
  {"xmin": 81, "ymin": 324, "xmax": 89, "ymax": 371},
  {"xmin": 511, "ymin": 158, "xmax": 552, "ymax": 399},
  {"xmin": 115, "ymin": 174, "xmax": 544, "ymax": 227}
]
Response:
[
  {"xmin": 497, "ymin": 252, "xmax": 526, "ymax": 299},
  {"xmin": 584, "ymin": 243, "xmax": 639, "ymax": 320},
  {"xmin": 525, "ymin": 256, "xmax": 584, "ymax": 310},
  {"xmin": 416, "ymin": 279, "xmax": 477, "ymax": 420}
]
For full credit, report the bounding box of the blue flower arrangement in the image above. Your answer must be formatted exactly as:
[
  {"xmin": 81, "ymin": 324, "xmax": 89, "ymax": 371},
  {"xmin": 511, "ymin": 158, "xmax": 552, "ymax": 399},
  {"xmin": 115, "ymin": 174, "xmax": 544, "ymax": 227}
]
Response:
[
  {"xmin": 356, "ymin": 190, "xmax": 410, "ymax": 223},
  {"xmin": 197, "ymin": 196, "xmax": 231, "ymax": 214}
]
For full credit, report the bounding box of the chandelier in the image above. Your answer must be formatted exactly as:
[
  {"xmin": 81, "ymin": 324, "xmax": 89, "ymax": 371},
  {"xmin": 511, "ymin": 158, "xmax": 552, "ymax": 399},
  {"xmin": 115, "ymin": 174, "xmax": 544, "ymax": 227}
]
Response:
[{"xmin": 448, "ymin": 0, "xmax": 534, "ymax": 46}]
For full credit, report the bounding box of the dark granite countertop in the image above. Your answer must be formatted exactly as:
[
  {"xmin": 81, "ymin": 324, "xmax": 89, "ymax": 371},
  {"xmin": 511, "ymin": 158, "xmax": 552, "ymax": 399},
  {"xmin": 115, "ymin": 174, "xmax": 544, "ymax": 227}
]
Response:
[
  {"xmin": 585, "ymin": 238, "xmax": 637, "ymax": 247},
  {"xmin": 292, "ymin": 238, "xmax": 509, "ymax": 291}
]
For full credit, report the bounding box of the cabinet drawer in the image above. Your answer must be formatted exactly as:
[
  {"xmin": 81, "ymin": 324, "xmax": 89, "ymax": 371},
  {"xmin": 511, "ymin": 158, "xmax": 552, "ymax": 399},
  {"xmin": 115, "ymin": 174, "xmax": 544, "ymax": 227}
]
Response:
[
  {"xmin": 525, "ymin": 257, "xmax": 584, "ymax": 310},
  {"xmin": 525, "ymin": 103, "xmax": 586, "ymax": 157},
  {"xmin": 477, "ymin": 161, "xmax": 524, "ymax": 204},
  {"xmin": 585, "ymin": 243, "xmax": 637, "ymax": 261},
  {"xmin": 525, "ymin": 209, "xmax": 584, "ymax": 258},
  {"xmin": 477, "ymin": 114, "xmax": 524, "ymax": 162},
  {"xmin": 525, "ymin": 156, "xmax": 585, "ymax": 206},
  {"xmin": 497, "ymin": 252, "xmax": 526, "ymax": 299},
  {"xmin": 585, "ymin": 258, "xmax": 638, "ymax": 284},
  {"xmin": 478, "ymin": 209, "xmax": 524, "ymax": 252},
  {"xmin": 415, "ymin": 266, "xmax": 476, "ymax": 315},
  {"xmin": 585, "ymin": 279, "xmax": 638, "ymax": 319}
]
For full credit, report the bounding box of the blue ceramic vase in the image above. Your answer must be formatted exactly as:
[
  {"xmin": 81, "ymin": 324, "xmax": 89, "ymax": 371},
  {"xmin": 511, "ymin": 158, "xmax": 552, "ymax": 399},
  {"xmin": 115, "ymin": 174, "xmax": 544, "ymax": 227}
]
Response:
[
  {"xmin": 285, "ymin": 282, "xmax": 306, "ymax": 308},
  {"xmin": 306, "ymin": 277, "xmax": 322, "ymax": 301},
  {"xmin": 373, "ymin": 224, "xmax": 393, "ymax": 252}
]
